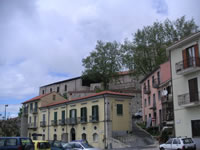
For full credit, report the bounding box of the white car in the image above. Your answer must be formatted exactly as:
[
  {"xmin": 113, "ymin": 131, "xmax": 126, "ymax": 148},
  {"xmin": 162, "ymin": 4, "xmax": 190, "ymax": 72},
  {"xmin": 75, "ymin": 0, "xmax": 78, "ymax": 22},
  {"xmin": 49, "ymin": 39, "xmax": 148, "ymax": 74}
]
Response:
[
  {"xmin": 159, "ymin": 137, "xmax": 196, "ymax": 150},
  {"xmin": 69, "ymin": 141, "xmax": 101, "ymax": 150}
]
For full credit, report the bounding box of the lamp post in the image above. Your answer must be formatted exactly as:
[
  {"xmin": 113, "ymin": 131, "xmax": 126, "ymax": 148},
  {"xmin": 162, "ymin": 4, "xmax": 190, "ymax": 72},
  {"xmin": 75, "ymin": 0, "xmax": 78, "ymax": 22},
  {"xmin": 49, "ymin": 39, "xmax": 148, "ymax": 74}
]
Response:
[{"xmin": 5, "ymin": 104, "xmax": 8, "ymax": 120}]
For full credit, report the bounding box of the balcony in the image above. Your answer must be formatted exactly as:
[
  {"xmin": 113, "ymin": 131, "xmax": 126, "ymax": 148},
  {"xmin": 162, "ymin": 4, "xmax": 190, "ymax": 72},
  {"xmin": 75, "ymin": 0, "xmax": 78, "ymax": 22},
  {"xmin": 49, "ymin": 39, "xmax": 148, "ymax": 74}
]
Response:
[
  {"xmin": 28, "ymin": 122, "xmax": 37, "ymax": 129},
  {"xmin": 51, "ymin": 120, "xmax": 58, "ymax": 126},
  {"xmin": 161, "ymin": 94, "xmax": 173, "ymax": 104},
  {"xmin": 59, "ymin": 119, "xmax": 66, "ymax": 126},
  {"xmin": 143, "ymin": 86, "xmax": 151, "ymax": 94},
  {"xmin": 32, "ymin": 109, "xmax": 38, "ymax": 114},
  {"xmin": 178, "ymin": 92, "xmax": 200, "ymax": 107},
  {"xmin": 40, "ymin": 121, "xmax": 46, "ymax": 127},
  {"xmin": 80, "ymin": 117, "xmax": 87, "ymax": 124},
  {"xmin": 149, "ymin": 103, "xmax": 156, "ymax": 110},
  {"xmin": 152, "ymin": 78, "xmax": 160, "ymax": 88},
  {"xmin": 175, "ymin": 57, "xmax": 200, "ymax": 75},
  {"xmin": 89, "ymin": 116, "xmax": 99, "ymax": 123},
  {"xmin": 66, "ymin": 118, "xmax": 77, "ymax": 125}
]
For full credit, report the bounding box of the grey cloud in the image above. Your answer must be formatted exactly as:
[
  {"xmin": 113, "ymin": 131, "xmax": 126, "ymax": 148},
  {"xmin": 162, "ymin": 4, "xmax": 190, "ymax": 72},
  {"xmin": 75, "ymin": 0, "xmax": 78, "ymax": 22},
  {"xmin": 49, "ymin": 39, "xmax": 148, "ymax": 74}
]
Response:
[{"xmin": 152, "ymin": 0, "xmax": 168, "ymax": 15}]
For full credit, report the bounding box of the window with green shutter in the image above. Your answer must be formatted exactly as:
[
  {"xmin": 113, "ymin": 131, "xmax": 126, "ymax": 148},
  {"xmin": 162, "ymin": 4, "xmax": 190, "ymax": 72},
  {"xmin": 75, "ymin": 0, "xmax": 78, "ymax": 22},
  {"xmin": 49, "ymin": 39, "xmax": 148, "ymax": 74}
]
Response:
[
  {"xmin": 62, "ymin": 110, "xmax": 65, "ymax": 121},
  {"xmin": 70, "ymin": 109, "xmax": 77, "ymax": 118},
  {"xmin": 117, "ymin": 104, "xmax": 123, "ymax": 115},
  {"xmin": 92, "ymin": 105, "xmax": 99, "ymax": 121},
  {"xmin": 81, "ymin": 107, "xmax": 87, "ymax": 122}
]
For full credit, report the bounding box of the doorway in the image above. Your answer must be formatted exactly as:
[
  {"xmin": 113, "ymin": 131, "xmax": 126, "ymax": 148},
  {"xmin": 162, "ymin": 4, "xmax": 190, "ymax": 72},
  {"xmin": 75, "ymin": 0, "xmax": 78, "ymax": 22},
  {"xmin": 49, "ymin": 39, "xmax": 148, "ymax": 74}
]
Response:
[{"xmin": 70, "ymin": 128, "xmax": 76, "ymax": 141}]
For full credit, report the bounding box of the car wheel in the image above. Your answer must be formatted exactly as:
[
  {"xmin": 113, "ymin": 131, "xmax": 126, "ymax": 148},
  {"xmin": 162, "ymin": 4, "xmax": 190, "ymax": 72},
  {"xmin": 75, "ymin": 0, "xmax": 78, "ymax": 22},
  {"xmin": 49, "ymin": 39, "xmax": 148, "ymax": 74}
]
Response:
[{"xmin": 160, "ymin": 147, "xmax": 165, "ymax": 150}]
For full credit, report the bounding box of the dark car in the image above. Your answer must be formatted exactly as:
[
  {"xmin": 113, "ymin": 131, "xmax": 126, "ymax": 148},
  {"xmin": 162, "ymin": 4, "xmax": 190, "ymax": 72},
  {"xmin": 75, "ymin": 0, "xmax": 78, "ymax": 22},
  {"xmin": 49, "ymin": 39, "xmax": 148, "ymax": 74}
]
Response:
[{"xmin": 0, "ymin": 137, "xmax": 34, "ymax": 150}]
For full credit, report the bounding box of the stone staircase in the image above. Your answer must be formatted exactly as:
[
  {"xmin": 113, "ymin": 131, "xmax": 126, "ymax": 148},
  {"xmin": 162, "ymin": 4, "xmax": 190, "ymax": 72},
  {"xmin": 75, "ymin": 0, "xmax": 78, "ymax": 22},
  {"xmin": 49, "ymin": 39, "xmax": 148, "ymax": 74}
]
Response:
[{"xmin": 113, "ymin": 121, "xmax": 155, "ymax": 148}]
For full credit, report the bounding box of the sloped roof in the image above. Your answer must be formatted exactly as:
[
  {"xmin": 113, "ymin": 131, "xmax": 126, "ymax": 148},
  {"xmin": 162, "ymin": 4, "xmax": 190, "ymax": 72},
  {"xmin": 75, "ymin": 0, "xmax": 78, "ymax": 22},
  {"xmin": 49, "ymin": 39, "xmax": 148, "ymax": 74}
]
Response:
[
  {"xmin": 22, "ymin": 93, "xmax": 52, "ymax": 104},
  {"xmin": 40, "ymin": 91, "xmax": 133, "ymax": 108}
]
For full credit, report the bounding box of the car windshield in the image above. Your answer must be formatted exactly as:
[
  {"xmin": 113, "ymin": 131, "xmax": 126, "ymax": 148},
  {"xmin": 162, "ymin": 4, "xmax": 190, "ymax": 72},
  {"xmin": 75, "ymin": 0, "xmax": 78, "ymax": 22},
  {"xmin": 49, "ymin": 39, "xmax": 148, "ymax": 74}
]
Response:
[
  {"xmin": 63, "ymin": 143, "xmax": 72, "ymax": 148},
  {"xmin": 81, "ymin": 142, "xmax": 93, "ymax": 148},
  {"xmin": 182, "ymin": 138, "xmax": 193, "ymax": 144}
]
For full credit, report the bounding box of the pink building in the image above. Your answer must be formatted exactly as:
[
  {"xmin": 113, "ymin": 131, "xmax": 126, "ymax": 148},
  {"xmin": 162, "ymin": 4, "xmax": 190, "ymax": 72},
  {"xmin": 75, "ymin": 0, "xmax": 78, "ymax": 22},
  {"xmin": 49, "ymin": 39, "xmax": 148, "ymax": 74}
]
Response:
[{"xmin": 140, "ymin": 61, "xmax": 173, "ymax": 128}]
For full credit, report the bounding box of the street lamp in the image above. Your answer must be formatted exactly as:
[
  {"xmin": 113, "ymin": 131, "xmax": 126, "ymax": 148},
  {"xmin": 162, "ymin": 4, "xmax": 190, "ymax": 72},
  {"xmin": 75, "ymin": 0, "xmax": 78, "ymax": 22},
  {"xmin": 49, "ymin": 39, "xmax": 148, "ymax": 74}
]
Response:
[{"xmin": 5, "ymin": 104, "xmax": 8, "ymax": 120}]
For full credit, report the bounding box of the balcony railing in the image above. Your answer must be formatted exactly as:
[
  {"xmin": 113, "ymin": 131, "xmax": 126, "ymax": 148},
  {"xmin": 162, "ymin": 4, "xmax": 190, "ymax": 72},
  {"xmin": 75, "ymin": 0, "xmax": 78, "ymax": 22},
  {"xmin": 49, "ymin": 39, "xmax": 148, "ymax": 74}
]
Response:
[
  {"xmin": 143, "ymin": 86, "xmax": 151, "ymax": 94},
  {"xmin": 51, "ymin": 120, "xmax": 58, "ymax": 126},
  {"xmin": 175, "ymin": 57, "xmax": 200, "ymax": 75},
  {"xmin": 161, "ymin": 94, "xmax": 173, "ymax": 104},
  {"xmin": 178, "ymin": 92, "xmax": 200, "ymax": 107},
  {"xmin": 59, "ymin": 119, "xmax": 66, "ymax": 126},
  {"xmin": 66, "ymin": 118, "xmax": 77, "ymax": 125},
  {"xmin": 40, "ymin": 121, "xmax": 46, "ymax": 127},
  {"xmin": 80, "ymin": 117, "xmax": 87, "ymax": 124},
  {"xmin": 32, "ymin": 108, "xmax": 38, "ymax": 114},
  {"xmin": 28, "ymin": 122, "xmax": 37, "ymax": 129},
  {"xmin": 89, "ymin": 116, "xmax": 99, "ymax": 123},
  {"xmin": 150, "ymin": 103, "xmax": 156, "ymax": 110},
  {"xmin": 152, "ymin": 78, "xmax": 160, "ymax": 88}
]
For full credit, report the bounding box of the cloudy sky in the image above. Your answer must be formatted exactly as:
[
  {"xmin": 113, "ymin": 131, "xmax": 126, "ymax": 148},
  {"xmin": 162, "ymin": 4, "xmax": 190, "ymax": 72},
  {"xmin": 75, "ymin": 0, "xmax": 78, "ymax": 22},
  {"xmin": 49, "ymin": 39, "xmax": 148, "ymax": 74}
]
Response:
[{"xmin": 0, "ymin": 0, "xmax": 200, "ymax": 118}]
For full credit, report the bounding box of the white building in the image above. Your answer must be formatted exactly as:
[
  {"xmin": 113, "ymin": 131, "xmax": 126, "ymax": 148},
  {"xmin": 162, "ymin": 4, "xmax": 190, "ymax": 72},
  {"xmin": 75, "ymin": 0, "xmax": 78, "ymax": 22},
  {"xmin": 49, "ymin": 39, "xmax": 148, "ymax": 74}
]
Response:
[{"xmin": 167, "ymin": 32, "xmax": 200, "ymax": 148}]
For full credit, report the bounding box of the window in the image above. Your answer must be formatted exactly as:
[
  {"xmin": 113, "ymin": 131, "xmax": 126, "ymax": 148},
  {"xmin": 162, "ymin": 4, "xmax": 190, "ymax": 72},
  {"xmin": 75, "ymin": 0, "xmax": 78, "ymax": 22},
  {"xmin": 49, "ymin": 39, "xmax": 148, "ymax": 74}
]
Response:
[
  {"xmin": 144, "ymin": 99, "xmax": 147, "ymax": 107},
  {"xmin": 93, "ymin": 133, "xmax": 98, "ymax": 142},
  {"xmin": 57, "ymin": 87, "xmax": 60, "ymax": 93},
  {"xmin": 53, "ymin": 134, "xmax": 57, "ymax": 141},
  {"xmin": 149, "ymin": 113, "xmax": 151, "ymax": 118},
  {"xmin": 65, "ymin": 85, "xmax": 67, "ymax": 91},
  {"xmin": 29, "ymin": 116, "xmax": 32, "ymax": 123},
  {"xmin": 152, "ymin": 76, "xmax": 154, "ymax": 85},
  {"xmin": 92, "ymin": 105, "xmax": 99, "ymax": 121},
  {"xmin": 188, "ymin": 78, "xmax": 198, "ymax": 102},
  {"xmin": 81, "ymin": 107, "xmax": 87, "ymax": 122},
  {"xmin": 6, "ymin": 139, "xmax": 17, "ymax": 146},
  {"xmin": 153, "ymin": 94, "xmax": 156, "ymax": 106},
  {"xmin": 157, "ymin": 71, "xmax": 160, "ymax": 83},
  {"xmin": 34, "ymin": 102, "xmax": 38, "ymax": 112},
  {"xmin": 147, "ymin": 80, "xmax": 150, "ymax": 88},
  {"xmin": 42, "ymin": 90, "xmax": 45, "ymax": 94},
  {"xmin": 82, "ymin": 133, "xmax": 87, "ymax": 140},
  {"xmin": 30, "ymin": 103, "xmax": 33, "ymax": 112},
  {"xmin": 158, "ymin": 91, "xmax": 161, "ymax": 100},
  {"xmin": 0, "ymin": 139, "xmax": 5, "ymax": 146},
  {"xmin": 53, "ymin": 95, "xmax": 56, "ymax": 101},
  {"xmin": 70, "ymin": 109, "xmax": 77, "ymax": 119},
  {"xmin": 43, "ymin": 114, "xmax": 45, "ymax": 122},
  {"xmin": 166, "ymin": 139, "xmax": 173, "ymax": 144},
  {"xmin": 50, "ymin": 88, "xmax": 52, "ymax": 92},
  {"xmin": 191, "ymin": 120, "xmax": 200, "ymax": 137},
  {"xmin": 62, "ymin": 110, "xmax": 65, "ymax": 121},
  {"xmin": 54, "ymin": 112, "xmax": 57, "ymax": 121},
  {"xmin": 117, "ymin": 104, "xmax": 123, "ymax": 115},
  {"xmin": 34, "ymin": 116, "xmax": 37, "ymax": 126},
  {"xmin": 148, "ymin": 96, "xmax": 151, "ymax": 106},
  {"xmin": 42, "ymin": 134, "xmax": 45, "ymax": 140}
]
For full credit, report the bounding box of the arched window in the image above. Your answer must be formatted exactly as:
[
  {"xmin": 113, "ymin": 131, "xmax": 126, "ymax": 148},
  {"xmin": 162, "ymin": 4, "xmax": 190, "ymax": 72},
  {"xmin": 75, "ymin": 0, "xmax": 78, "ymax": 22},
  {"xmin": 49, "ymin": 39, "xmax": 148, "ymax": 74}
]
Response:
[
  {"xmin": 82, "ymin": 133, "xmax": 87, "ymax": 141},
  {"xmin": 93, "ymin": 133, "xmax": 98, "ymax": 142},
  {"xmin": 53, "ymin": 134, "xmax": 57, "ymax": 140}
]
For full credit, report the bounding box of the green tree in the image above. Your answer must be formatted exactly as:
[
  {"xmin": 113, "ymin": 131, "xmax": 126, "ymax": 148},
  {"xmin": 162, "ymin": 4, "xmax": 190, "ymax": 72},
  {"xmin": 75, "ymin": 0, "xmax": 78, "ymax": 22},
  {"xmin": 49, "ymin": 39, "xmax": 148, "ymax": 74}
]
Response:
[
  {"xmin": 82, "ymin": 40, "xmax": 122, "ymax": 89},
  {"xmin": 121, "ymin": 16, "xmax": 198, "ymax": 76},
  {"xmin": 18, "ymin": 106, "xmax": 23, "ymax": 118}
]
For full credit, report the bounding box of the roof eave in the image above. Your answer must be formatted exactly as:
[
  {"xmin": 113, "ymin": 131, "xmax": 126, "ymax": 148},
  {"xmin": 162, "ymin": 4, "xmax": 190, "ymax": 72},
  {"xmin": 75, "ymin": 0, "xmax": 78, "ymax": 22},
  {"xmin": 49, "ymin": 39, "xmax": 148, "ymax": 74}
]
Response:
[{"xmin": 166, "ymin": 32, "xmax": 200, "ymax": 52}]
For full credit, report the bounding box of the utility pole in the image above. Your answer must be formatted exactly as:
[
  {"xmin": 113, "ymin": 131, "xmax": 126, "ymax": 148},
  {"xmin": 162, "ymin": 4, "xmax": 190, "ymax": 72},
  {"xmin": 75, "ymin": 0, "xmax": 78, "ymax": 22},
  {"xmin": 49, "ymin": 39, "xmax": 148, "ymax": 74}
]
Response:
[{"xmin": 5, "ymin": 104, "xmax": 8, "ymax": 120}]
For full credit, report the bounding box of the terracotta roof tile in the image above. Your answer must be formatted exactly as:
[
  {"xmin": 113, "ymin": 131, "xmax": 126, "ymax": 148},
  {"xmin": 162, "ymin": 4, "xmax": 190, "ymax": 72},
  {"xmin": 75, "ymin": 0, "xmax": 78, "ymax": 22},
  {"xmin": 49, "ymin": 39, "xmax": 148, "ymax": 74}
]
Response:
[
  {"xmin": 22, "ymin": 93, "xmax": 52, "ymax": 104},
  {"xmin": 40, "ymin": 91, "xmax": 133, "ymax": 108}
]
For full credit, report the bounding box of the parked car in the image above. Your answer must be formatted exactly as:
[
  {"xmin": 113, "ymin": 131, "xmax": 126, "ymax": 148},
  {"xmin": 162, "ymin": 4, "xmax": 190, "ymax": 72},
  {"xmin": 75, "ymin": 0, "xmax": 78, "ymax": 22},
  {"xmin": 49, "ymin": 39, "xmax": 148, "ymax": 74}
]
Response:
[
  {"xmin": 0, "ymin": 137, "xmax": 34, "ymax": 150},
  {"xmin": 51, "ymin": 141, "xmax": 72, "ymax": 150},
  {"xmin": 159, "ymin": 137, "xmax": 196, "ymax": 150},
  {"xmin": 69, "ymin": 141, "xmax": 100, "ymax": 150},
  {"xmin": 33, "ymin": 140, "xmax": 50, "ymax": 150}
]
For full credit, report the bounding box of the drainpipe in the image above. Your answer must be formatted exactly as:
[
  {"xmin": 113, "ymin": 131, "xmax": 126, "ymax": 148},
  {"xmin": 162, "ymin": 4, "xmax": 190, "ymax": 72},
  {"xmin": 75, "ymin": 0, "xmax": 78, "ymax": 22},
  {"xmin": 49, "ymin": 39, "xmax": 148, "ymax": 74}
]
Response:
[
  {"xmin": 48, "ymin": 107, "xmax": 50, "ymax": 140},
  {"xmin": 169, "ymin": 50, "xmax": 176, "ymax": 137},
  {"xmin": 103, "ymin": 95, "xmax": 107, "ymax": 149}
]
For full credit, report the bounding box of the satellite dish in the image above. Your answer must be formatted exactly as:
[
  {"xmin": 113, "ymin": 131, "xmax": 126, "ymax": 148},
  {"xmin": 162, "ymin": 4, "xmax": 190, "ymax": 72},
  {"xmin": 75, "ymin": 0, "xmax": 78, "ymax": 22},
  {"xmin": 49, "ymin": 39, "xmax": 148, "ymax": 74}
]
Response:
[{"xmin": 162, "ymin": 90, "xmax": 168, "ymax": 96}]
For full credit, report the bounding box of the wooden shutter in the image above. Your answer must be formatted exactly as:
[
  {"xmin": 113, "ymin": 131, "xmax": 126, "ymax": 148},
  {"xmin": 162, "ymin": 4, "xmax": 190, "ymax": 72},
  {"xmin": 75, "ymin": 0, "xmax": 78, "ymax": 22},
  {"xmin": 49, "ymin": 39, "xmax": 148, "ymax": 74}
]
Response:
[
  {"xmin": 182, "ymin": 49, "xmax": 188, "ymax": 69},
  {"xmin": 62, "ymin": 110, "xmax": 65, "ymax": 121},
  {"xmin": 188, "ymin": 78, "xmax": 198, "ymax": 102},
  {"xmin": 96, "ymin": 106, "xmax": 99, "ymax": 121},
  {"xmin": 85, "ymin": 108, "xmax": 87, "ymax": 121},
  {"xmin": 194, "ymin": 44, "xmax": 200, "ymax": 66}
]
